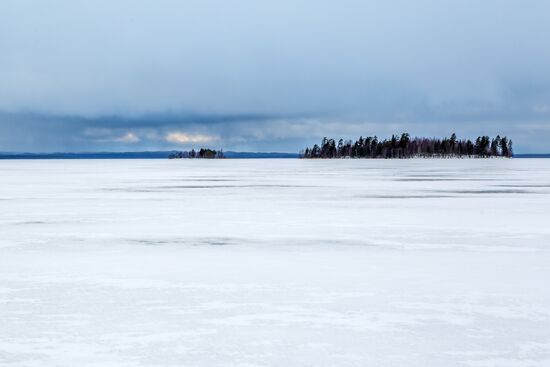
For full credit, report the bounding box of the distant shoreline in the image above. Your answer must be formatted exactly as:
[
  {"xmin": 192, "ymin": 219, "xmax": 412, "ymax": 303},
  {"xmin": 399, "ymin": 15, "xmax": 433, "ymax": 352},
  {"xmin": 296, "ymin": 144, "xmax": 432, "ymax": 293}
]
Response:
[
  {"xmin": 0, "ymin": 151, "xmax": 300, "ymax": 160},
  {"xmin": 0, "ymin": 152, "xmax": 548, "ymax": 160}
]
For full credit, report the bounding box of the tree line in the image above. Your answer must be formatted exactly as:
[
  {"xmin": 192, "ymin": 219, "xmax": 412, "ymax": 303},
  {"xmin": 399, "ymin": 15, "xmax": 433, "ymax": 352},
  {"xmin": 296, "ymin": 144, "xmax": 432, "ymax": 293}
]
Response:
[
  {"xmin": 169, "ymin": 148, "xmax": 224, "ymax": 159},
  {"xmin": 301, "ymin": 133, "xmax": 513, "ymax": 159}
]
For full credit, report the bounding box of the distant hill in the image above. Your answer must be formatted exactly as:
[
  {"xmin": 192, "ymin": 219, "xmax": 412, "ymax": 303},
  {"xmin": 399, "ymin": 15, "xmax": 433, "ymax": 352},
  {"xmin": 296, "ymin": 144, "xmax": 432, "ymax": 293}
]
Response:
[
  {"xmin": 514, "ymin": 154, "xmax": 550, "ymax": 158},
  {"xmin": 0, "ymin": 151, "xmax": 172, "ymax": 159},
  {"xmin": 0, "ymin": 151, "xmax": 300, "ymax": 159},
  {"xmin": 223, "ymin": 151, "xmax": 299, "ymax": 158}
]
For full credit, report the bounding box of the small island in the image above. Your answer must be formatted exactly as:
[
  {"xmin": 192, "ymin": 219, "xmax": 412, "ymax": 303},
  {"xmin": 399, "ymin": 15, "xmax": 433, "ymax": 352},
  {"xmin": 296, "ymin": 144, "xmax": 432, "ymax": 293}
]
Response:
[
  {"xmin": 169, "ymin": 148, "xmax": 224, "ymax": 159},
  {"xmin": 301, "ymin": 133, "xmax": 513, "ymax": 159}
]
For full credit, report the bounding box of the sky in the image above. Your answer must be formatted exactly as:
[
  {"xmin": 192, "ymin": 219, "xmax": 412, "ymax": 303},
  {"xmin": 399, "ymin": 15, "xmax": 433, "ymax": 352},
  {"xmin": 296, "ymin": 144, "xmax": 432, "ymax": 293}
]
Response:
[{"xmin": 1, "ymin": 0, "xmax": 550, "ymax": 153}]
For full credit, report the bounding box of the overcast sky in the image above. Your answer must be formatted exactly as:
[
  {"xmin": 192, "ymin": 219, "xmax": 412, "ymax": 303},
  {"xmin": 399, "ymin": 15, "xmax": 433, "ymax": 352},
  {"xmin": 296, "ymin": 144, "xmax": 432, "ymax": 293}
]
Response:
[{"xmin": 1, "ymin": 0, "xmax": 549, "ymax": 153}]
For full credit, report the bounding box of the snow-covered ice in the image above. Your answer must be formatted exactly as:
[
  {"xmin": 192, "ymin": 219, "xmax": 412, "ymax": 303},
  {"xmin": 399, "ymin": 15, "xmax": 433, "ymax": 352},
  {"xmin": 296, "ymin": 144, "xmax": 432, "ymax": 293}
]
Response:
[{"xmin": 1, "ymin": 158, "xmax": 550, "ymax": 366}]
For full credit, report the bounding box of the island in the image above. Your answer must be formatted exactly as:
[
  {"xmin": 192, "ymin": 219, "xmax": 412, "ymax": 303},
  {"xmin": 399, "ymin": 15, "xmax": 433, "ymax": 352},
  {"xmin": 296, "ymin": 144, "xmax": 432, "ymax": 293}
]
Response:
[{"xmin": 301, "ymin": 133, "xmax": 513, "ymax": 159}]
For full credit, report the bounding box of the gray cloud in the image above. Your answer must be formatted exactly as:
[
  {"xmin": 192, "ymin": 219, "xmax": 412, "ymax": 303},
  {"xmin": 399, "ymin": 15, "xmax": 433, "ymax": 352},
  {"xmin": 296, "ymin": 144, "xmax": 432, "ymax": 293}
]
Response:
[{"xmin": 1, "ymin": 0, "xmax": 550, "ymax": 152}]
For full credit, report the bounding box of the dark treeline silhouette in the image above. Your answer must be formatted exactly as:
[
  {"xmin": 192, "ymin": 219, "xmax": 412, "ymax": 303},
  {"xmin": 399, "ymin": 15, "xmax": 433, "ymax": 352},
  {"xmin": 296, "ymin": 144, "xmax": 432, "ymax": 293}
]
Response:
[
  {"xmin": 169, "ymin": 148, "xmax": 224, "ymax": 159},
  {"xmin": 301, "ymin": 133, "xmax": 513, "ymax": 159}
]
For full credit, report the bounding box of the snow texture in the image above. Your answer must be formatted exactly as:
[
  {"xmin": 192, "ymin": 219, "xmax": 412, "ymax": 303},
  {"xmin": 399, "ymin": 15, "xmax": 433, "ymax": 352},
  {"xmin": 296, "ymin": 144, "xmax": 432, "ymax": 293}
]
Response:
[{"xmin": 1, "ymin": 159, "xmax": 550, "ymax": 366}]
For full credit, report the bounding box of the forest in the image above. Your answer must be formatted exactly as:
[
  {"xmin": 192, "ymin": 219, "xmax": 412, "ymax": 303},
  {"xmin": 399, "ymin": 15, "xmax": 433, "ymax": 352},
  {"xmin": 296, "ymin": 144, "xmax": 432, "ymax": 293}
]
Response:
[
  {"xmin": 169, "ymin": 148, "xmax": 224, "ymax": 159},
  {"xmin": 301, "ymin": 133, "xmax": 513, "ymax": 159}
]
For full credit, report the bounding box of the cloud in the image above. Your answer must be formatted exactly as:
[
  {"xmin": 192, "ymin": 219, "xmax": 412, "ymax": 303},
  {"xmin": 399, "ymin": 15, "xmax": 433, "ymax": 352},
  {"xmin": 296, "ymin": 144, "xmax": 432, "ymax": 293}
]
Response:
[
  {"xmin": 165, "ymin": 132, "xmax": 217, "ymax": 144},
  {"xmin": 115, "ymin": 132, "xmax": 140, "ymax": 143},
  {"xmin": 1, "ymin": 109, "xmax": 550, "ymax": 153},
  {"xmin": 83, "ymin": 128, "xmax": 140, "ymax": 143}
]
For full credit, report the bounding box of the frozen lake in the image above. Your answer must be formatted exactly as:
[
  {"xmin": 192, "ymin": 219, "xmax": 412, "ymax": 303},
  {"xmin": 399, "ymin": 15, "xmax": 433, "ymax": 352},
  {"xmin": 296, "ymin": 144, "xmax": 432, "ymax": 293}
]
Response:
[{"xmin": 1, "ymin": 159, "xmax": 550, "ymax": 366}]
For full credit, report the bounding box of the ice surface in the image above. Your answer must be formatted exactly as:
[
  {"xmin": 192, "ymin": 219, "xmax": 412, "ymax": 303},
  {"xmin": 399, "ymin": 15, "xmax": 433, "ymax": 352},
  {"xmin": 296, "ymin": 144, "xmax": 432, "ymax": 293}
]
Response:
[{"xmin": 1, "ymin": 159, "xmax": 550, "ymax": 366}]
